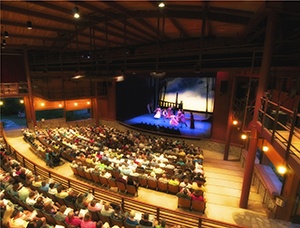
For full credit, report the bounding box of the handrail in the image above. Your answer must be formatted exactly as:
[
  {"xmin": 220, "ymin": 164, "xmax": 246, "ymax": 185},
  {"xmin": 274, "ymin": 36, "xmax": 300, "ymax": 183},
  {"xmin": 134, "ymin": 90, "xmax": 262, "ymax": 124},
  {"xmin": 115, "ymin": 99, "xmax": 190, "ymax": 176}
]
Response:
[
  {"xmin": 2, "ymin": 130, "xmax": 243, "ymax": 228},
  {"xmin": 259, "ymin": 97, "xmax": 300, "ymax": 159}
]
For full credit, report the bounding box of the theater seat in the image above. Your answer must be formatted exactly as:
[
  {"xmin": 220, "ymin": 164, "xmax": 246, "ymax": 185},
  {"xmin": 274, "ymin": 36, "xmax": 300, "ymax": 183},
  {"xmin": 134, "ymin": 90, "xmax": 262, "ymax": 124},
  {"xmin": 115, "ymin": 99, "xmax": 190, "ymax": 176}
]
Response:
[
  {"xmin": 191, "ymin": 200, "xmax": 205, "ymax": 213},
  {"xmin": 177, "ymin": 197, "xmax": 191, "ymax": 210}
]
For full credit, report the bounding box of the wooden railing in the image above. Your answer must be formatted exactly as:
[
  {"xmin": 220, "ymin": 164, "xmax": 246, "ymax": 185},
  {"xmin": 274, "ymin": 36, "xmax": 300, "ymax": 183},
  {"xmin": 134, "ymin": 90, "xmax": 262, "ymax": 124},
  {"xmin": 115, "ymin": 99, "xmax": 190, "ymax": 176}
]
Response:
[
  {"xmin": 2, "ymin": 130, "xmax": 243, "ymax": 228},
  {"xmin": 259, "ymin": 97, "xmax": 300, "ymax": 159}
]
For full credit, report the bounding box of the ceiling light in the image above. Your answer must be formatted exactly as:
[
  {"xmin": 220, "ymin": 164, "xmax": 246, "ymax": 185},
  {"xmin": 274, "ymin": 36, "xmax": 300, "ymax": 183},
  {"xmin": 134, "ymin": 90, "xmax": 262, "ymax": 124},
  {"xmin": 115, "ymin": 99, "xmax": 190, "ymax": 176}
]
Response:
[
  {"xmin": 73, "ymin": 7, "xmax": 80, "ymax": 18},
  {"xmin": 158, "ymin": 2, "xmax": 165, "ymax": 8},
  {"xmin": 4, "ymin": 31, "xmax": 9, "ymax": 38},
  {"xmin": 27, "ymin": 21, "xmax": 33, "ymax": 29}
]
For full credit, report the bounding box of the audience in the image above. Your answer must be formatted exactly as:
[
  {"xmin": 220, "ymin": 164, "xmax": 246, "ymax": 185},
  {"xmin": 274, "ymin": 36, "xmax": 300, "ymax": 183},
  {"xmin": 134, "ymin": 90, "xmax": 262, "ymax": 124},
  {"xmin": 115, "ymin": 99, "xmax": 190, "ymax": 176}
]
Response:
[{"xmin": 1, "ymin": 123, "xmax": 208, "ymax": 228}]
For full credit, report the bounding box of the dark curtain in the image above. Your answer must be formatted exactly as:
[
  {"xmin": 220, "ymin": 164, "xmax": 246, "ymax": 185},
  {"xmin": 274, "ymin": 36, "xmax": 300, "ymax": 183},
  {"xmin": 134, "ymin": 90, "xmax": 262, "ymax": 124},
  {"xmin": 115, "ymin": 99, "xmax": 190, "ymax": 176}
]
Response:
[{"xmin": 1, "ymin": 54, "xmax": 26, "ymax": 83}]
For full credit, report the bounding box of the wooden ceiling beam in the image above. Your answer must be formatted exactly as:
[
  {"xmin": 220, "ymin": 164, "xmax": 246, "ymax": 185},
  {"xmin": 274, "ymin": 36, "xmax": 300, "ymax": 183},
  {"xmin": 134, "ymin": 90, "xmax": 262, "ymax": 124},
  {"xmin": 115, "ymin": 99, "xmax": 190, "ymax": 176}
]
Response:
[
  {"xmin": 74, "ymin": 1, "xmax": 157, "ymax": 42},
  {"xmin": 103, "ymin": 1, "xmax": 169, "ymax": 40}
]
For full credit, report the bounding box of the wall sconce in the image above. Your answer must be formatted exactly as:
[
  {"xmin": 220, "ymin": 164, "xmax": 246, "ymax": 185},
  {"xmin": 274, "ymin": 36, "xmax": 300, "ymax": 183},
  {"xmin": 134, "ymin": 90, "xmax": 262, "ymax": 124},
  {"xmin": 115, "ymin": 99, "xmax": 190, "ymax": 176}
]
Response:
[
  {"xmin": 20, "ymin": 99, "xmax": 24, "ymax": 104},
  {"xmin": 277, "ymin": 166, "xmax": 287, "ymax": 175},
  {"xmin": 0, "ymin": 101, "xmax": 3, "ymax": 106},
  {"xmin": 74, "ymin": 102, "xmax": 78, "ymax": 106},
  {"xmin": 262, "ymin": 146, "xmax": 269, "ymax": 152},
  {"xmin": 87, "ymin": 101, "xmax": 90, "ymax": 105},
  {"xmin": 2, "ymin": 39, "xmax": 6, "ymax": 46},
  {"xmin": 41, "ymin": 102, "xmax": 45, "ymax": 107},
  {"xmin": 233, "ymin": 120, "xmax": 238, "ymax": 125},
  {"xmin": 58, "ymin": 104, "xmax": 62, "ymax": 108},
  {"xmin": 241, "ymin": 134, "xmax": 247, "ymax": 140}
]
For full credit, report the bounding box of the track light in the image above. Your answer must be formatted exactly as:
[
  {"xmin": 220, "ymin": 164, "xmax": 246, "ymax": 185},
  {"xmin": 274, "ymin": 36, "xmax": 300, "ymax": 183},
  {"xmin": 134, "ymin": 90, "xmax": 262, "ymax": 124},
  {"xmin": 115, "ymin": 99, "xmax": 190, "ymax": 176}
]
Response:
[
  {"xmin": 4, "ymin": 31, "xmax": 9, "ymax": 38},
  {"xmin": 27, "ymin": 21, "xmax": 33, "ymax": 29},
  {"xmin": 73, "ymin": 6, "xmax": 80, "ymax": 18}
]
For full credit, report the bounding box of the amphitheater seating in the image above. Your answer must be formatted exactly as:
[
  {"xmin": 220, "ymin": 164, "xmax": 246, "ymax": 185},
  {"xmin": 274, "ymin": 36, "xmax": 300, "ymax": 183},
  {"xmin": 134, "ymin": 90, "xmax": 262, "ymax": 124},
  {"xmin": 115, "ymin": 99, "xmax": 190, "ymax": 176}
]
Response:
[
  {"xmin": 147, "ymin": 179, "xmax": 158, "ymax": 190},
  {"xmin": 177, "ymin": 197, "xmax": 191, "ymax": 210},
  {"xmin": 126, "ymin": 185, "xmax": 138, "ymax": 196},
  {"xmin": 168, "ymin": 184, "xmax": 180, "ymax": 195},
  {"xmin": 191, "ymin": 200, "xmax": 206, "ymax": 213},
  {"xmin": 157, "ymin": 181, "xmax": 168, "ymax": 192},
  {"xmin": 117, "ymin": 181, "xmax": 127, "ymax": 193}
]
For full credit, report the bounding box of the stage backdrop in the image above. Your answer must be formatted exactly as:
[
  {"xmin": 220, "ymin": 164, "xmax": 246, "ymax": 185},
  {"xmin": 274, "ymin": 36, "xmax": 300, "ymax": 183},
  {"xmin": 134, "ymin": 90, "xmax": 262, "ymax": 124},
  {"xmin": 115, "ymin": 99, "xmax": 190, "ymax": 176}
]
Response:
[{"xmin": 161, "ymin": 77, "xmax": 215, "ymax": 112}]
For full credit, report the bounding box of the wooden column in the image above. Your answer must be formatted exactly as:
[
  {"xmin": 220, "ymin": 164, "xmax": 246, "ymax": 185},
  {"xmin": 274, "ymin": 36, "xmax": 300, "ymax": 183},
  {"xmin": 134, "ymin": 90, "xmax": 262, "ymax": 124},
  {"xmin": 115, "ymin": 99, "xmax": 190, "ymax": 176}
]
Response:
[
  {"xmin": 240, "ymin": 10, "xmax": 277, "ymax": 208},
  {"xmin": 23, "ymin": 48, "xmax": 36, "ymax": 128}
]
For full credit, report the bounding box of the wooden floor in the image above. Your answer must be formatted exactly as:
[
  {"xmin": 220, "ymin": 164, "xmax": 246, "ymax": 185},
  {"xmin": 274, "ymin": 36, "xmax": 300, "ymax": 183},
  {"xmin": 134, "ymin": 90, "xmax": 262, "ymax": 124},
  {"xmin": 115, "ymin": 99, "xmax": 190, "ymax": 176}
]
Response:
[{"xmin": 4, "ymin": 128, "xmax": 298, "ymax": 228}]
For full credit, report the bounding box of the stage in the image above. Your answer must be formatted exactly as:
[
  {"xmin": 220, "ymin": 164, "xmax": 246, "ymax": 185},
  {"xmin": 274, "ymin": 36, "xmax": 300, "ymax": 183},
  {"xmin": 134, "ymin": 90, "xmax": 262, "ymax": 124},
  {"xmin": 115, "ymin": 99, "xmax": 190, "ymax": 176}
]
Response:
[{"xmin": 122, "ymin": 112, "xmax": 212, "ymax": 139}]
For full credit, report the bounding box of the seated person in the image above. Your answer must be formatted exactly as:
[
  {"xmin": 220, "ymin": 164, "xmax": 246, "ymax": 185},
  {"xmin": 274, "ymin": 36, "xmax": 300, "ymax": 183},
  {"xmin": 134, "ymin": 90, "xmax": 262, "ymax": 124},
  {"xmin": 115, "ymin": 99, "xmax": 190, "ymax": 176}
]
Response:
[
  {"xmin": 10, "ymin": 208, "xmax": 46, "ymax": 228},
  {"xmin": 139, "ymin": 213, "xmax": 152, "ymax": 227},
  {"xmin": 125, "ymin": 210, "xmax": 139, "ymax": 226},
  {"xmin": 87, "ymin": 199, "xmax": 103, "ymax": 212},
  {"xmin": 110, "ymin": 204, "xmax": 124, "ymax": 221},
  {"xmin": 53, "ymin": 205, "xmax": 67, "ymax": 222},
  {"xmin": 190, "ymin": 190, "xmax": 205, "ymax": 202},
  {"xmin": 65, "ymin": 210, "xmax": 82, "ymax": 227},
  {"xmin": 176, "ymin": 188, "xmax": 191, "ymax": 199},
  {"xmin": 81, "ymin": 212, "xmax": 96, "ymax": 228},
  {"xmin": 168, "ymin": 176, "xmax": 179, "ymax": 186},
  {"xmin": 101, "ymin": 202, "xmax": 114, "ymax": 217}
]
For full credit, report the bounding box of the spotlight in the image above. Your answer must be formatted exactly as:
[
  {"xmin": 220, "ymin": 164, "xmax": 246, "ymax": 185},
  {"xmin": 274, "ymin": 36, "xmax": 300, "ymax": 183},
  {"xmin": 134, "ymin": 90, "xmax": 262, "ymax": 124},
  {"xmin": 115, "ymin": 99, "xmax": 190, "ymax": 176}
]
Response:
[
  {"xmin": 4, "ymin": 31, "xmax": 9, "ymax": 38},
  {"xmin": 27, "ymin": 21, "xmax": 33, "ymax": 29},
  {"xmin": 73, "ymin": 6, "xmax": 80, "ymax": 18}
]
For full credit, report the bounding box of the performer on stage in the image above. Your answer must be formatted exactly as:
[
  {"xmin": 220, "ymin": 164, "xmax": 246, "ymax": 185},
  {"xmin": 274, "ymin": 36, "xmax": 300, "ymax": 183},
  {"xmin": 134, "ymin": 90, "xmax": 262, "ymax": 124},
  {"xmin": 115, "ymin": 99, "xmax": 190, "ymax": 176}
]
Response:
[
  {"xmin": 154, "ymin": 106, "xmax": 161, "ymax": 119},
  {"xmin": 167, "ymin": 106, "xmax": 172, "ymax": 118},
  {"xmin": 190, "ymin": 112, "xmax": 195, "ymax": 129},
  {"xmin": 177, "ymin": 110, "xmax": 187, "ymax": 127},
  {"xmin": 162, "ymin": 108, "xmax": 168, "ymax": 122},
  {"xmin": 170, "ymin": 115, "xmax": 179, "ymax": 126}
]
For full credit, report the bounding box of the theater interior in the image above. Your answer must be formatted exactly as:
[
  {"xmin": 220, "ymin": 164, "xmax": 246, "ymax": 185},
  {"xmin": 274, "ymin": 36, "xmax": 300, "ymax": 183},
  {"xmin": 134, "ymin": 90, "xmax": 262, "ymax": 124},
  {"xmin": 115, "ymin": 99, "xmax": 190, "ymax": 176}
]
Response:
[{"xmin": 1, "ymin": 1, "xmax": 300, "ymax": 227}]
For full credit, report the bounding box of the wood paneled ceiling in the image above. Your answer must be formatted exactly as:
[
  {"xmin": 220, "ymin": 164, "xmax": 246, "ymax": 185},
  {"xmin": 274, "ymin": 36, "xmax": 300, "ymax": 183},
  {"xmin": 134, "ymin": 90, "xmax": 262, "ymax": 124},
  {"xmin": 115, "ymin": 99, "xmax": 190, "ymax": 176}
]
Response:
[{"xmin": 1, "ymin": 1, "xmax": 300, "ymax": 76}]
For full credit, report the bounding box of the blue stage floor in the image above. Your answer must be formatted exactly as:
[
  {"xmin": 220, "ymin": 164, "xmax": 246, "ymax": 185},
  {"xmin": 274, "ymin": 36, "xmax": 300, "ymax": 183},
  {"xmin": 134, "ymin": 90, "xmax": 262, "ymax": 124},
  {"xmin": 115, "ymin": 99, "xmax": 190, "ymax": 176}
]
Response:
[{"xmin": 123, "ymin": 113, "xmax": 212, "ymax": 139}]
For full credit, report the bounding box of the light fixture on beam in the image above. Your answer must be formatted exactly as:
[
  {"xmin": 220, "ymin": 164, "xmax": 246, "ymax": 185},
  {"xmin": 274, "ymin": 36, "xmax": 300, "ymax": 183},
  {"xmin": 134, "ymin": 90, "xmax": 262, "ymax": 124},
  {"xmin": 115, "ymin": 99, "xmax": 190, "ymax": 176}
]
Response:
[
  {"xmin": 158, "ymin": 1, "xmax": 165, "ymax": 8},
  {"xmin": 150, "ymin": 71, "xmax": 166, "ymax": 78},
  {"xmin": 72, "ymin": 72, "xmax": 85, "ymax": 80},
  {"xmin": 4, "ymin": 31, "xmax": 9, "ymax": 38},
  {"xmin": 73, "ymin": 6, "xmax": 80, "ymax": 18},
  {"xmin": 27, "ymin": 21, "xmax": 33, "ymax": 30}
]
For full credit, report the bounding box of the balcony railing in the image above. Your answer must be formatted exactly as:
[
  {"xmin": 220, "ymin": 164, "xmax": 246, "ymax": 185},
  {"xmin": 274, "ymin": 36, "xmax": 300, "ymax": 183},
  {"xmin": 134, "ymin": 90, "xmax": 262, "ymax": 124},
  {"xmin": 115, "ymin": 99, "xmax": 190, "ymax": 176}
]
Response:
[{"xmin": 258, "ymin": 97, "xmax": 300, "ymax": 159}]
